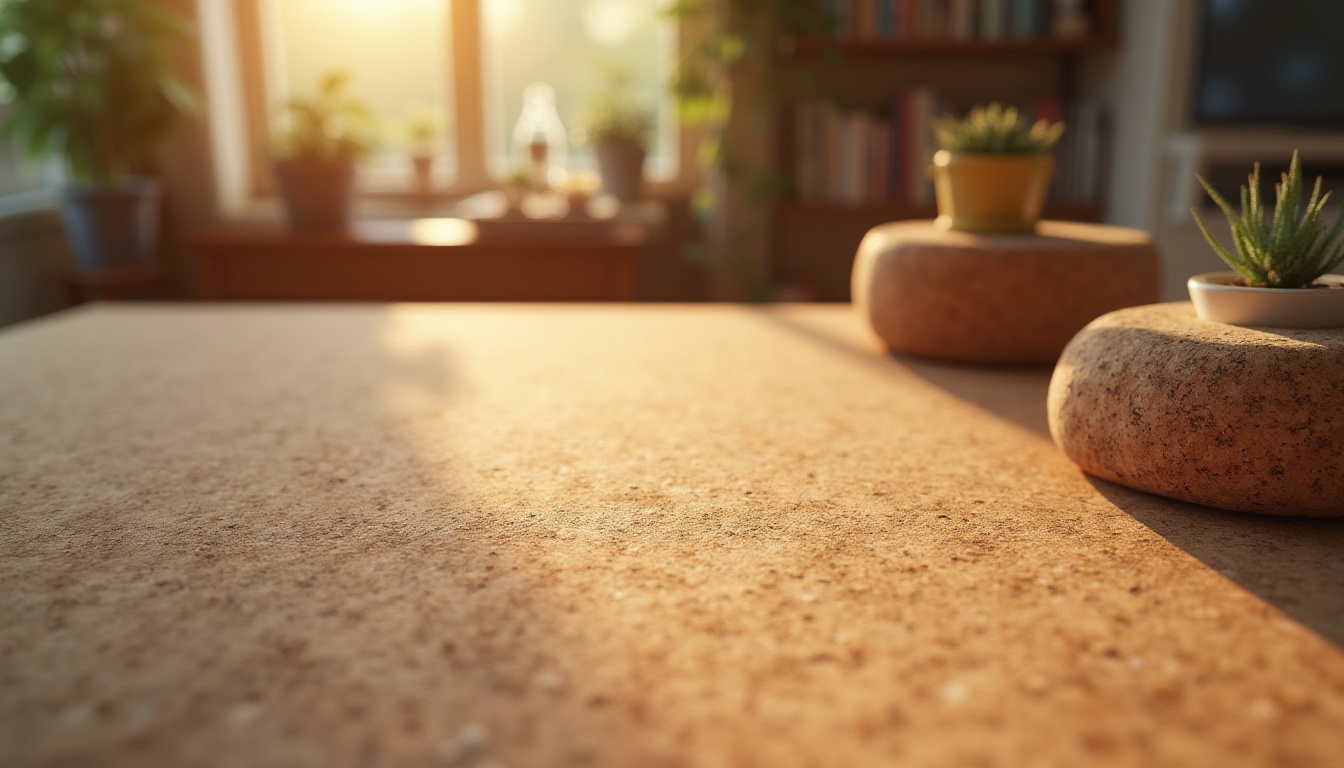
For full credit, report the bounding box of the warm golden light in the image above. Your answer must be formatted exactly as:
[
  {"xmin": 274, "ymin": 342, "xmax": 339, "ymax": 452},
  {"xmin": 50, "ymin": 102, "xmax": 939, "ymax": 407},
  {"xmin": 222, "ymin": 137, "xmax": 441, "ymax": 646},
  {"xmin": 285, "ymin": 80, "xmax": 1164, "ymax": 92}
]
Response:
[
  {"xmin": 584, "ymin": 0, "xmax": 638, "ymax": 45},
  {"xmin": 409, "ymin": 217, "xmax": 479, "ymax": 246},
  {"xmin": 483, "ymin": 0, "xmax": 525, "ymax": 36}
]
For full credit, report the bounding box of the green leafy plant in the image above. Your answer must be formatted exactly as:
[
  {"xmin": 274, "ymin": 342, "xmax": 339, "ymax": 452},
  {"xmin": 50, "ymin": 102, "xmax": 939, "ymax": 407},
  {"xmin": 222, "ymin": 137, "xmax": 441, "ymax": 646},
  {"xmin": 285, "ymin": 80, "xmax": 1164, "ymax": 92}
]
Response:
[
  {"xmin": 273, "ymin": 71, "xmax": 374, "ymax": 161},
  {"xmin": 665, "ymin": 0, "xmax": 835, "ymax": 294},
  {"xmin": 0, "ymin": 0, "xmax": 198, "ymax": 185},
  {"xmin": 1191, "ymin": 151, "xmax": 1344, "ymax": 289},
  {"xmin": 933, "ymin": 103, "xmax": 1064, "ymax": 154},
  {"xmin": 403, "ymin": 104, "xmax": 444, "ymax": 156},
  {"xmin": 578, "ymin": 66, "xmax": 654, "ymax": 148}
]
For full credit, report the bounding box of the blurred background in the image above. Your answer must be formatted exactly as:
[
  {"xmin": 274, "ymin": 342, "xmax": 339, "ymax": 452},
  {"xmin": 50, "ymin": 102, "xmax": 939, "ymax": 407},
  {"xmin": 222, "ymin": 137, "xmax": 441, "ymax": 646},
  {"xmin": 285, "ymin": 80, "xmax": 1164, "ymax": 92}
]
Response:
[{"xmin": 1, "ymin": 0, "xmax": 1341, "ymax": 326}]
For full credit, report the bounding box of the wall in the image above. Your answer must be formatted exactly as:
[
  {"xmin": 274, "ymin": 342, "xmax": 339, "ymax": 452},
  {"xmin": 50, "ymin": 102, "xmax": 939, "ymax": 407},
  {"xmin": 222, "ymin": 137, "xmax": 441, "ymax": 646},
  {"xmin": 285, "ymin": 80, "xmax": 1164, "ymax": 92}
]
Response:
[
  {"xmin": 1089, "ymin": 0, "xmax": 1344, "ymax": 300},
  {"xmin": 0, "ymin": 209, "xmax": 69, "ymax": 327}
]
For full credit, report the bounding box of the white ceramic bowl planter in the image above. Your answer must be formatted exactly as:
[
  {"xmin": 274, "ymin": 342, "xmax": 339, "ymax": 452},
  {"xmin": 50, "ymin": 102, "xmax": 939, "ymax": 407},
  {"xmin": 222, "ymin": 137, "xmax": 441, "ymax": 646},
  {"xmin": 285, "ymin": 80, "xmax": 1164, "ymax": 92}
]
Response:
[
  {"xmin": 1187, "ymin": 152, "xmax": 1344, "ymax": 329},
  {"xmin": 1188, "ymin": 272, "xmax": 1344, "ymax": 328}
]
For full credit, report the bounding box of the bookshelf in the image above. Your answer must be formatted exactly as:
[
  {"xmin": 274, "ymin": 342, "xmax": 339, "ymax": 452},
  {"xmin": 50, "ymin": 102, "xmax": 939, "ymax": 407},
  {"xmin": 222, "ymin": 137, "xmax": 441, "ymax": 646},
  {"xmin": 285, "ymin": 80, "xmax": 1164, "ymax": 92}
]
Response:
[{"xmin": 772, "ymin": 0, "xmax": 1121, "ymax": 301}]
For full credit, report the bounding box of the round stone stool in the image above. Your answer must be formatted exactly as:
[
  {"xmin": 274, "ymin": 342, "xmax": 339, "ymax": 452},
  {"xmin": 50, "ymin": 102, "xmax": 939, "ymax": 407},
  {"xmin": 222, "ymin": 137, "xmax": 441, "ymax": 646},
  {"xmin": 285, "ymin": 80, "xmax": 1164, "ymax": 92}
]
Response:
[
  {"xmin": 1048, "ymin": 302, "xmax": 1344, "ymax": 516},
  {"xmin": 852, "ymin": 220, "xmax": 1161, "ymax": 364}
]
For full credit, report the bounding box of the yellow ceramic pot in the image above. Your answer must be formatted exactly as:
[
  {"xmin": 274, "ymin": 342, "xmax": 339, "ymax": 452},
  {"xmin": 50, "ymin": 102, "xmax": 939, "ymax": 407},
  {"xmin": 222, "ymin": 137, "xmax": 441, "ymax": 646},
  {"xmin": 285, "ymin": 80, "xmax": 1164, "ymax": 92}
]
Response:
[{"xmin": 930, "ymin": 150, "xmax": 1053, "ymax": 233}]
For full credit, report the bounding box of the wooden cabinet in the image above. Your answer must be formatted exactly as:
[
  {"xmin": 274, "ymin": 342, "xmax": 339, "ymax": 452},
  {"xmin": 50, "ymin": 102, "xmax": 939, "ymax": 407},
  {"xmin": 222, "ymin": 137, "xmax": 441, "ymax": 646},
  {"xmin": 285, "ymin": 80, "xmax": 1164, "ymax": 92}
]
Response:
[
  {"xmin": 193, "ymin": 217, "xmax": 649, "ymax": 302},
  {"xmin": 773, "ymin": 0, "xmax": 1121, "ymax": 300}
]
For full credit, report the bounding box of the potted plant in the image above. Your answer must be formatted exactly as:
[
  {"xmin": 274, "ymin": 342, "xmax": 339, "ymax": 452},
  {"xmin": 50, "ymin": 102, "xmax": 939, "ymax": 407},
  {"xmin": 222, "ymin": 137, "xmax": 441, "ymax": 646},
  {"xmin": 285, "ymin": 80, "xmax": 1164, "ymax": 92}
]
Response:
[
  {"xmin": 578, "ymin": 67, "xmax": 654, "ymax": 202},
  {"xmin": 271, "ymin": 71, "xmax": 373, "ymax": 232},
  {"xmin": 500, "ymin": 168, "xmax": 532, "ymax": 213},
  {"xmin": 403, "ymin": 104, "xmax": 443, "ymax": 196},
  {"xmin": 0, "ymin": 0, "xmax": 197, "ymax": 268},
  {"xmin": 930, "ymin": 103, "xmax": 1065, "ymax": 233},
  {"xmin": 1188, "ymin": 151, "xmax": 1344, "ymax": 328}
]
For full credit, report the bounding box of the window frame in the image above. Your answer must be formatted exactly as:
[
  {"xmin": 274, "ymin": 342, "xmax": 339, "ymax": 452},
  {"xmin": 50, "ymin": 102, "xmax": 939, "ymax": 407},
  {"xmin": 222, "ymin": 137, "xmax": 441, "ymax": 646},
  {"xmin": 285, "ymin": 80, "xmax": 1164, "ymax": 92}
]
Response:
[{"xmin": 219, "ymin": 0, "xmax": 697, "ymax": 213}]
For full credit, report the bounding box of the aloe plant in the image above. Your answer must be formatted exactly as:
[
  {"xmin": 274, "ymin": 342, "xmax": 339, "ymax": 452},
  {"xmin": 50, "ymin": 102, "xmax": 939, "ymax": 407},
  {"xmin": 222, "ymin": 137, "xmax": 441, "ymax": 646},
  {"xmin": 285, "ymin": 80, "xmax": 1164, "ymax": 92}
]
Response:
[
  {"xmin": 933, "ymin": 102, "xmax": 1064, "ymax": 154},
  {"xmin": 1191, "ymin": 151, "xmax": 1344, "ymax": 289}
]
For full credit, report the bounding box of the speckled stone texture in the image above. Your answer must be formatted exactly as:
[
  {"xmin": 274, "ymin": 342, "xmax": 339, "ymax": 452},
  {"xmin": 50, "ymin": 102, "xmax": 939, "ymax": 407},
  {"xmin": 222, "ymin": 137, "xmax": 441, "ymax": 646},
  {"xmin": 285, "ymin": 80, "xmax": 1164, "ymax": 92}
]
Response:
[
  {"xmin": 3, "ymin": 303, "xmax": 1344, "ymax": 768},
  {"xmin": 1049, "ymin": 302, "xmax": 1344, "ymax": 516},
  {"xmin": 853, "ymin": 220, "xmax": 1161, "ymax": 364}
]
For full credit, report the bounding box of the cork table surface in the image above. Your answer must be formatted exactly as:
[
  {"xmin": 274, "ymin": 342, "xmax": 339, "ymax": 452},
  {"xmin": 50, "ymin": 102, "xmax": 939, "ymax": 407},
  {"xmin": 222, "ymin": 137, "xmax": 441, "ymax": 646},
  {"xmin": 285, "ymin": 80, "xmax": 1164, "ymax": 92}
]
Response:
[{"xmin": 1, "ymin": 303, "xmax": 1342, "ymax": 768}]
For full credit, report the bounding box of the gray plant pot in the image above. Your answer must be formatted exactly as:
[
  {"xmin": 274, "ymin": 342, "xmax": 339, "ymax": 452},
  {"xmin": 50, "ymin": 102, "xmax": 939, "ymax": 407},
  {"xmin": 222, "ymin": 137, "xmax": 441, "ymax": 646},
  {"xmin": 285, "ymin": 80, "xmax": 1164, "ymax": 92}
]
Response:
[
  {"xmin": 595, "ymin": 142, "xmax": 646, "ymax": 202},
  {"xmin": 273, "ymin": 157, "xmax": 356, "ymax": 232},
  {"xmin": 60, "ymin": 178, "xmax": 162, "ymax": 269},
  {"xmin": 411, "ymin": 154, "xmax": 434, "ymax": 196}
]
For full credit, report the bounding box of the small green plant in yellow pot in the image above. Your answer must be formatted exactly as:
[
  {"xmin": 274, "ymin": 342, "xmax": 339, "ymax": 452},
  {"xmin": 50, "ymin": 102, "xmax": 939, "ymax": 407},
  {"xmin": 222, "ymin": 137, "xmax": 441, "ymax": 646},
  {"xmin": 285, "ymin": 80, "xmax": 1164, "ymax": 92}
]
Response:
[{"xmin": 931, "ymin": 103, "xmax": 1064, "ymax": 233}]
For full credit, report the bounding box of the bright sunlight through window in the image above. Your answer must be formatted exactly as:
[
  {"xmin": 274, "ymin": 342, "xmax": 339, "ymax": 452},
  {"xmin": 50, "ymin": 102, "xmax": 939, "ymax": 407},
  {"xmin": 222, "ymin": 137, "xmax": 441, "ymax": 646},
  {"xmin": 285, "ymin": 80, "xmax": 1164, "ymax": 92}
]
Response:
[
  {"xmin": 261, "ymin": 0, "xmax": 455, "ymax": 188},
  {"xmin": 482, "ymin": 0, "xmax": 677, "ymax": 180}
]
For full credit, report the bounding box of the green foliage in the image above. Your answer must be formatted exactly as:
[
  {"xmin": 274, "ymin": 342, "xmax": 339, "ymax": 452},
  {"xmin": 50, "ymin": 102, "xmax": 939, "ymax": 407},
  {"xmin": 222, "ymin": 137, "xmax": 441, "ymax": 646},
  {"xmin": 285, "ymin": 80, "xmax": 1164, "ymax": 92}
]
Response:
[
  {"xmin": 501, "ymin": 167, "xmax": 531, "ymax": 189},
  {"xmin": 403, "ymin": 103, "xmax": 445, "ymax": 154},
  {"xmin": 933, "ymin": 103, "xmax": 1064, "ymax": 154},
  {"xmin": 0, "ymin": 0, "xmax": 199, "ymax": 185},
  {"xmin": 272, "ymin": 71, "xmax": 374, "ymax": 161},
  {"xmin": 1191, "ymin": 151, "xmax": 1344, "ymax": 289},
  {"xmin": 666, "ymin": 0, "xmax": 834, "ymax": 157},
  {"xmin": 664, "ymin": 0, "xmax": 834, "ymax": 294},
  {"xmin": 578, "ymin": 65, "xmax": 654, "ymax": 148}
]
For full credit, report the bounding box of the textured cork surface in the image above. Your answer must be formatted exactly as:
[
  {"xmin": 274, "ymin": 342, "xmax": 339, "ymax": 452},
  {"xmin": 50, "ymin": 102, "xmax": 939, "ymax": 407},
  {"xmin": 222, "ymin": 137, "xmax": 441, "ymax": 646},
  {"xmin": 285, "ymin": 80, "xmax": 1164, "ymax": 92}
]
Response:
[
  {"xmin": 852, "ymin": 220, "xmax": 1161, "ymax": 364},
  {"xmin": 1048, "ymin": 302, "xmax": 1344, "ymax": 517},
  {"xmin": 3, "ymin": 303, "xmax": 1343, "ymax": 767}
]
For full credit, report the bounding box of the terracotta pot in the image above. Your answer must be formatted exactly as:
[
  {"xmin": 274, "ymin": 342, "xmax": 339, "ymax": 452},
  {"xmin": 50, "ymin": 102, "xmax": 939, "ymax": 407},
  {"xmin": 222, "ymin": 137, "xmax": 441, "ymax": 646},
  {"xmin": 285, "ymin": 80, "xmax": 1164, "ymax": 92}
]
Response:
[
  {"xmin": 1188, "ymin": 272, "xmax": 1344, "ymax": 328},
  {"xmin": 411, "ymin": 154, "xmax": 434, "ymax": 196},
  {"xmin": 595, "ymin": 141, "xmax": 646, "ymax": 202},
  {"xmin": 930, "ymin": 150, "xmax": 1053, "ymax": 233},
  {"xmin": 273, "ymin": 157, "xmax": 356, "ymax": 232}
]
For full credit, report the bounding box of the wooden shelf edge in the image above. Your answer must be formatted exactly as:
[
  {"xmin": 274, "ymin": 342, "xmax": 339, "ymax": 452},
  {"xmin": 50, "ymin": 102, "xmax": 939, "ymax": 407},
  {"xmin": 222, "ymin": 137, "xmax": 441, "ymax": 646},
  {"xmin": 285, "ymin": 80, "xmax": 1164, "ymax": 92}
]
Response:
[
  {"xmin": 786, "ymin": 36, "xmax": 1118, "ymax": 57},
  {"xmin": 777, "ymin": 201, "xmax": 1105, "ymax": 221}
]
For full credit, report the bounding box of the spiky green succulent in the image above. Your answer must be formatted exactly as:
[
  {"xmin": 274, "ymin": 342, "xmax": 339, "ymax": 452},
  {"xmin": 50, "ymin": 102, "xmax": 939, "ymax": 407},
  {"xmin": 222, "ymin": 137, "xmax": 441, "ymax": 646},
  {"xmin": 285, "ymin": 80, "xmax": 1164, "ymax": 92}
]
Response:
[
  {"xmin": 933, "ymin": 102, "xmax": 1064, "ymax": 154},
  {"xmin": 1191, "ymin": 151, "xmax": 1344, "ymax": 289}
]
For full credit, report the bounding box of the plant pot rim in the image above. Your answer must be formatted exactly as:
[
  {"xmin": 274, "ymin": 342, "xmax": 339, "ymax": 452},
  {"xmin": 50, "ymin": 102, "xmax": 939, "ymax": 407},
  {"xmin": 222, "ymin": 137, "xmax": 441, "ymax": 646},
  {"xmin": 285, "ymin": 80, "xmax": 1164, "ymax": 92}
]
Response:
[
  {"xmin": 933, "ymin": 149, "xmax": 1053, "ymax": 163},
  {"xmin": 63, "ymin": 176, "xmax": 162, "ymax": 197},
  {"xmin": 594, "ymin": 138, "xmax": 647, "ymax": 151},
  {"xmin": 1187, "ymin": 271, "xmax": 1344, "ymax": 329},
  {"xmin": 273, "ymin": 154, "xmax": 359, "ymax": 167},
  {"xmin": 1188, "ymin": 271, "xmax": 1344, "ymax": 291}
]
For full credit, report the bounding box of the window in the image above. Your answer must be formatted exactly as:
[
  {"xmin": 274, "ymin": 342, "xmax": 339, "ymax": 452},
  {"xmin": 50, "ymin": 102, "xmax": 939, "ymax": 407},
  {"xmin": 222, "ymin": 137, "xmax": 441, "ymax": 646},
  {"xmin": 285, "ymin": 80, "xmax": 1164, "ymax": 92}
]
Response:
[
  {"xmin": 0, "ymin": 102, "xmax": 58, "ymax": 214},
  {"xmin": 481, "ymin": 0, "xmax": 676, "ymax": 179},
  {"xmin": 207, "ymin": 0, "xmax": 682, "ymax": 211},
  {"xmin": 261, "ymin": 0, "xmax": 455, "ymax": 189}
]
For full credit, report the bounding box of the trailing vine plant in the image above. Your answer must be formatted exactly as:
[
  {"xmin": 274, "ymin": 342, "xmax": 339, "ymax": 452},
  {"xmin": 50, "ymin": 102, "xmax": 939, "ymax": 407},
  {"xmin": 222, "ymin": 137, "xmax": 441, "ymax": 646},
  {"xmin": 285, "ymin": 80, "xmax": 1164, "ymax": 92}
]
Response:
[{"xmin": 665, "ymin": 0, "xmax": 837, "ymax": 297}]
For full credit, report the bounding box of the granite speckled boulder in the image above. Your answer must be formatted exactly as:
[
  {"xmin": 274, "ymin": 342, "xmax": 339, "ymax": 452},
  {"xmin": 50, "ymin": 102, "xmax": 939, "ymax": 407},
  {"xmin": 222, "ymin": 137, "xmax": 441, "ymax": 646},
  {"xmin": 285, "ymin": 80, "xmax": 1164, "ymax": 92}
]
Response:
[
  {"xmin": 1048, "ymin": 302, "xmax": 1344, "ymax": 516},
  {"xmin": 852, "ymin": 220, "xmax": 1161, "ymax": 364}
]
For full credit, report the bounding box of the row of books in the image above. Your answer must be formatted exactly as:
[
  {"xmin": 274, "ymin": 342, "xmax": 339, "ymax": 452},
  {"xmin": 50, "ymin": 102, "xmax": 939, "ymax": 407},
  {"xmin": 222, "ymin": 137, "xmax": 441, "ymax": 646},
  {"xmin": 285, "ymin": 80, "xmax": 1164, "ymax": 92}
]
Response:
[
  {"xmin": 789, "ymin": 93, "xmax": 1109, "ymax": 206},
  {"xmin": 823, "ymin": 0, "xmax": 1086, "ymax": 42}
]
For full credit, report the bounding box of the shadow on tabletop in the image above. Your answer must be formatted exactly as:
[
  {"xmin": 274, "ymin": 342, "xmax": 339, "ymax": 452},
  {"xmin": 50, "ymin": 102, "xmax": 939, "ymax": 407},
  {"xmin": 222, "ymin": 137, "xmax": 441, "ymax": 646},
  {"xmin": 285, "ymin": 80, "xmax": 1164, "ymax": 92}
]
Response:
[
  {"xmin": 747, "ymin": 306, "xmax": 1056, "ymax": 439},
  {"xmin": 895, "ymin": 355, "xmax": 1054, "ymax": 439},
  {"xmin": 1086, "ymin": 475, "xmax": 1344, "ymax": 649},
  {"xmin": 750, "ymin": 306, "xmax": 1344, "ymax": 648}
]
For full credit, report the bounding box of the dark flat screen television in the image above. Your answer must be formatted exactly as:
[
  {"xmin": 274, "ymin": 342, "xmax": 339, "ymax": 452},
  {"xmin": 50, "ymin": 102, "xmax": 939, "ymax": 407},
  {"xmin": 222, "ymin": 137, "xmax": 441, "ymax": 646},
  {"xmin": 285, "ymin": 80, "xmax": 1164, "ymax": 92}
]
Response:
[{"xmin": 1193, "ymin": 0, "xmax": 1344, "ymax": 129}]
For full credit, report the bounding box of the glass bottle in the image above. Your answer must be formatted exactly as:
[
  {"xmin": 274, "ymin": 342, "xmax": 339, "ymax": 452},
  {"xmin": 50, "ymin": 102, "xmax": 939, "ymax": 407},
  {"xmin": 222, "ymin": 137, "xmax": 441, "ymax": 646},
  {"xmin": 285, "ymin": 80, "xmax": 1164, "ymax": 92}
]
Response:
[{"xmin": 512, "ymin": 82, "xmax": 569, "ymax": 190}]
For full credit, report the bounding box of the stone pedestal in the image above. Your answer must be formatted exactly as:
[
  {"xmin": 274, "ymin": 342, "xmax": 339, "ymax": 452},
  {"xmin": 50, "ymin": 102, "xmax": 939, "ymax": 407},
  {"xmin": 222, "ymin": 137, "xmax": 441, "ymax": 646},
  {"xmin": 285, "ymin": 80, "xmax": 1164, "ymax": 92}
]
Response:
[
  {"xmin": 852, "ymin": 220, "xmax": 1161, "ymax": 364},
  {"xmin": 1048, "ymin": 302, "xmax": 1344, "ymax": 516}
]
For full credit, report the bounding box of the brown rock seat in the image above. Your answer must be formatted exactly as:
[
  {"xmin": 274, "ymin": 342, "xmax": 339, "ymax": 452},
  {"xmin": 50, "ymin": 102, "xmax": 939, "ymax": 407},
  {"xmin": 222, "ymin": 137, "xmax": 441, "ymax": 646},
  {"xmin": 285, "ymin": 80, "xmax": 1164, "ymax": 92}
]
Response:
[
  {"xmin": 1048, "ymin": 302, "xmax": 1344, "ymax": 516},
  {"xmin": 852, "ymin": 220, "xmax": 1161, "ymax": 364}
]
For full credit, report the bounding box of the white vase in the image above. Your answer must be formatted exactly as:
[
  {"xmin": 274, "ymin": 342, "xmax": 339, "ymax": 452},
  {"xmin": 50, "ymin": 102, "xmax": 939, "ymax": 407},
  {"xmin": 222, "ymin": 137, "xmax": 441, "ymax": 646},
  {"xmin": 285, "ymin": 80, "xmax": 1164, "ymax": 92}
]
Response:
[{"xmin": 1187, "ymin": 272, "xmax": 1344, "ymax": 328}]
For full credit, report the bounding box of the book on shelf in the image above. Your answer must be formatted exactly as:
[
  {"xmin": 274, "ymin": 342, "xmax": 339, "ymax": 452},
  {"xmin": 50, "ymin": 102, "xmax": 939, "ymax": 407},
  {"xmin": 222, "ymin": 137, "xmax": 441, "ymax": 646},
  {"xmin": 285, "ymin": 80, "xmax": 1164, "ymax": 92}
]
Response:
[
  {"xmin": 792, "ymin": 88, "xmax": 938, "ymax": 207},
  {"xmin": 789, "ymin": 93, "xmax": 1110, "ymax": 209},
  {"xmin": 823, "ymin": 0, "xmax": 1064, "ymax": 42}
]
